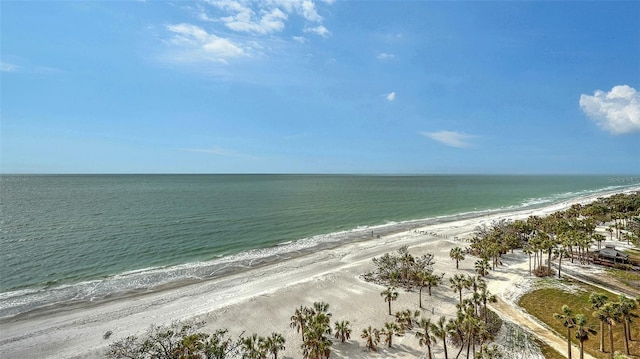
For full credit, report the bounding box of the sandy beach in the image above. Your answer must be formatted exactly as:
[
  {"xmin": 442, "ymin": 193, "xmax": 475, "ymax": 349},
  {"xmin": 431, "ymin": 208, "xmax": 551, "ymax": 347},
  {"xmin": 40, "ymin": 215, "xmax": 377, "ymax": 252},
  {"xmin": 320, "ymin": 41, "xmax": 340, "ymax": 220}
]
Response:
[{"xmin": 0, "ymin": 190, "xmax": 636, "ymax": 359}]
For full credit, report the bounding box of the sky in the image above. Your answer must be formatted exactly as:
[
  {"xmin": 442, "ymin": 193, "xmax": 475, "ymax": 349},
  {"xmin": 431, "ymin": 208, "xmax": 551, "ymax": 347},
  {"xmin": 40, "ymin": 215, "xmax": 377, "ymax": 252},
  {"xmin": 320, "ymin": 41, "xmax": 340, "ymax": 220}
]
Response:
[{"xmin": 1, "ymin": 1, "xmax": 639, "ymax": 174}]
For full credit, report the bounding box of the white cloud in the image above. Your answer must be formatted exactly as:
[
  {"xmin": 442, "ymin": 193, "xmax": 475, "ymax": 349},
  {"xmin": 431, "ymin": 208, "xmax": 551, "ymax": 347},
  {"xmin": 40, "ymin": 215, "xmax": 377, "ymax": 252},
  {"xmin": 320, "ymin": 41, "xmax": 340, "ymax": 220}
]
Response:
[
  {"xmin": 292, "ymin": 36, "xmax": 307, "ymax": 43},
  {"xmin": 303, "ymin": 25, "xmax": 330, "ymax": 37},
  {"xmin": 386, "ymin": 92, "xmax": 396, "ymax": 102},
  {"xmin": 377, "ymin": 53, "xmax": 395, "ymax": 61},
  {"xmin": 579, "ymin": 85, "xmax": 640, "ymax": 135},
  {"xmin": 219, "ymin": 5, "xmax": 288, "ymax": 34},
  {"xmin": 166, "ymin": 24, "xmax": 245, "ymax": 63},
  {"xmin": 421, "ymin": 130, "xmax": 475, "ymax": 148},
  {"xmin": 1, "ymin": 61, "xmax": 18, "ymax": 72},
  {"xmin": 207, "ymin": 0, "xmax": 329, "ymax": 35}
]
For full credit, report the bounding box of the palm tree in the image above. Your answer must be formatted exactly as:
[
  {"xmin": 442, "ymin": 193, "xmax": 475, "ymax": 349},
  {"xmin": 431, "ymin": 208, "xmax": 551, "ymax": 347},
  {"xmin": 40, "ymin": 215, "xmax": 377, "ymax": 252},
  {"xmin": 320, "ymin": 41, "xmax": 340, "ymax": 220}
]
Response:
[
  {"xmin": 523, "ymin": 244, "xmax": 534, "ymax": 275},
  {"xmin": 431, "ymin": 316, "xmax": 450, "ymax": 359},
  {"xmin": 594, "ymin": 302, "xmax": 621, "ymax": 359},
  {"xmin": 291, "ymin": 306, "xmax": 310, "ymax": 342},
  {"xmin": 395, "ymin": 309, "xmax": 420, "ymax": 332},
  {"xmin": 313, "ymin": 302, "xmax": 331, "ymax": 317},
  {"xmin": 553, "ymin": 305, "xmax": 576, "ymax": 359},
  {"xmin": 415, "ymin": 271, "xmax": 429, "ymax": 309},
  {"xmin": 381, "ymin": 286, "xmax": 399, "ymax": 315},
  {"xmin": 381, "ymin": 321, "xmax": 402, "ymax": 348},
  {"xmin": 425, "ymin": 272, "xmax": 443, "ymax": 296},
  {"xmin": 593, "ymin": 233, "xmax": 606, "ymax": 250},
  {"xmin": 617, "ymin": 295, "xmax": 637, "ymax": 355},
  {"xmin": 302, "ymin": 322, "xmax": 332, "ymax": 359},
  {"xmin": 477, "ymin": 284, "xmax": 497, "ymax": 324},
  {"xmin": 241, "ymin": 334, "xmax": 265, "ymax": 359},
  {"xmin": 415, "ymin": 317, "xmax": 436, "ymax": 359},
  {"xmin": 450, "ymin": 247, "xmax": 465, "ymax": 269},
  {"xmin": 450, "ymin": 274, "xmax": 469, "ymax": 307},
  {"xmin": 574, "ymin": 314, "xmax": 596, "ymax": 359},
  {"xmin": 361, "ymin": 326, "xmax": 380, "ymax": 352},
  {"xmin": 260, "ymin": 333, "xmax": 285, "ymax": 359},
  {"xmin": 589, "ymin": 293, "xmax": 608, "ymax": 352},
  {"xmin": 333, "ymin": 321, "xmax": 351, "ymax": 343},
  {"xmin": 474, "ymin": 259, "xmax": 490, "ymax": 278}
]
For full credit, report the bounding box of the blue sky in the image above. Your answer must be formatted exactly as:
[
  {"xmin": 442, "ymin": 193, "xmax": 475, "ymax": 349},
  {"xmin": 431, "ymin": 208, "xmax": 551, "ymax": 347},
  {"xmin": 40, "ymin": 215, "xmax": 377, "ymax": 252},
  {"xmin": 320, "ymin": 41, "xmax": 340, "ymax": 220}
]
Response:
[{"xmin": 1, "ymin": 1, "xmax": 639, "ymax": 174}]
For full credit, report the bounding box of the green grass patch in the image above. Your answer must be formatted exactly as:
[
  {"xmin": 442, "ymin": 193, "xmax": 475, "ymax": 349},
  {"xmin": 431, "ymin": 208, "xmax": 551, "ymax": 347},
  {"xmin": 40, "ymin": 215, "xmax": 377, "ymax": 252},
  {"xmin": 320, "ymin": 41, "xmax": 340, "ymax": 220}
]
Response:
[{"xmin": 518, "ymin": 278, "xmax": 640, "ymax": 359}]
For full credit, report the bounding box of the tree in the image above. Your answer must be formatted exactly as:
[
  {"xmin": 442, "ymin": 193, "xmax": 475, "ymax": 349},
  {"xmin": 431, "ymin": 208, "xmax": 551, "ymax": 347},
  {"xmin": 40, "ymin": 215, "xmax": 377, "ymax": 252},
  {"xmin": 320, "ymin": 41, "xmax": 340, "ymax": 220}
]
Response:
[
  {"xmin": 302, "ymin": 321, "xmax": 332, "ymax": 359},
  {"xmin": 106, "ymin": 320, "xmax": 233, "ymax": 359},
  {"xmin": 523, "ymin": 245, "xmax": 534, "ymax": 276},
  {"xmin": 431, "ymin": 316, "xmax": 450, "ymax": 359},
  {"xmin": 554, "ymin": 305, "xmax": 576, "ymax": 359},
  {"xmin": 241, "ymin": 334, "xmax": 266, "ymax": 359},
  {"xmin": 593, "ymin": 233, "xmax": 606, "ymax": 250},
  {"xmin": 574, "ymin": 314, "xmax": 596, "ymax": 359},
  {"xmin": 415, "ymin": 317, "xmax": 436, "ymax": 359},
  {"xmin": 594, "ymin": 302, "xmax": 621, "ymax": 359},
  {"xmin": 361, "ymin": 326, "xmax": 380, "ymax": 352},
  {"xmin": 450, "ymin": 247, "xmax": 465, "ymax": 269},
  {"xmin": 381, "ymin": 321, "xmax": 402, "ymax": 348},
  {"xmin": 449, "ymin": 274, "xmax": 470, "ymax": 308},
  {"xmin": 589, "ymin": 293, "xmax": 608, "ymax": 352},
  {"xmin": 381, "ymin": 286, "xmax": 399, "ymax": 315},
  {"xmin": 333, "ymin": 321, "xmax": 351, "ymax": 343},
  {"xmin": 475, "ymin": 259, "xmax": 490, "ymax": 278},
  {"xmin": 260, "ymin": 333, "xmax": 285, "ymax": 359},
  {"xmin": 291, "ymin": 306, "xmax": 311, "ymax": 342},
  {"xmin": 477, "ymin": 284, "xmax": 497, "ymax": 324},
  {"xmin": 425, "ymin": 272, "xmax": 444, "ymax": 296},
  {"xmin": 395, "ymin": 309, "xmax": 420, "ymax": 332},
  {"xmin": 617, "ymin": 295, "xmax": 638, "ymax": 355}
]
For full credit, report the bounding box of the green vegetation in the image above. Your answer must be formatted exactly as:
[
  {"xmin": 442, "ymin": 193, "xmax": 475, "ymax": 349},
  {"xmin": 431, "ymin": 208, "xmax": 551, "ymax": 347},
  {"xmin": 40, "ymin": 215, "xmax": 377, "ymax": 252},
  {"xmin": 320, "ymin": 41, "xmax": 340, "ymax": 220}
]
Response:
[{"xmin": 519, "ymin": 279, "xmax": 640, "ymax": 359}]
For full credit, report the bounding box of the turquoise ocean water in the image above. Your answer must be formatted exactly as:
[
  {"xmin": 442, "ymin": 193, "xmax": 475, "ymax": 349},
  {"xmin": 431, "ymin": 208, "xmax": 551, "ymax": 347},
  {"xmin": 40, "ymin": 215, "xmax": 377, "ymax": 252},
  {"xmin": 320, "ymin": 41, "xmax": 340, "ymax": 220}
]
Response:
[{"xmin": 1, "ymin": 174, "xmax": 638, "ymax": 318}]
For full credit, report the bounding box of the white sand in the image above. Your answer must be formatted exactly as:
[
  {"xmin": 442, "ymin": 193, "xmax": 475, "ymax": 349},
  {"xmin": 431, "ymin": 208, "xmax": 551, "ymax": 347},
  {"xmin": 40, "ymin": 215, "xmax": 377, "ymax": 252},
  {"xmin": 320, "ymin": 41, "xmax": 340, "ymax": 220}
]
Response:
[{"xmin": 0, "ymin": 189, "xmax": 636, "ymax": 359}]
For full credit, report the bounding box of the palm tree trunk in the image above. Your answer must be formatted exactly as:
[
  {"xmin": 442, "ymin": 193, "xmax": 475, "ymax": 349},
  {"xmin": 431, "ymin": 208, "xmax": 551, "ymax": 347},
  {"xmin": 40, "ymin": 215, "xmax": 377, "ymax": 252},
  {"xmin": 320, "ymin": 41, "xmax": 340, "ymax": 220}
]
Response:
[
  {"xmin": 419, "ymin": 287, "xmax": 423, "ymax": 309},
  {"xmin": 428, "ymin": 345, "xmax": 433, "ymax": 359},
  {"xmin": 567, "ymin": 328, "xmax": 572, "ymax": 359},
  {"xmin": 388, "ymin": 301, "xmax": 392, "ymax": 315},
  {"xmin": 455, "ymin": 339, "xmax": 465, "ymax": 359},
  {"xmin": 623, "ymin": 323, "xmax": 630, "ymax": 355},
  {"xmin": 579, "ymin": 340, "xmax": 584, "ymax": 359},
  {"xmin": 599, "ymin": 322, "xmax": 605, "ymax": 352},
  {"xmin": 442, "ymin": 335, "xmax": 449, "ymax": 359},
  {"xmin": 558, "ymin": 254, "xmax": 563, "ymax": 278},
  {"xmin": 608, "ymin": 324, "xmax": 614, "ymax": 359}
]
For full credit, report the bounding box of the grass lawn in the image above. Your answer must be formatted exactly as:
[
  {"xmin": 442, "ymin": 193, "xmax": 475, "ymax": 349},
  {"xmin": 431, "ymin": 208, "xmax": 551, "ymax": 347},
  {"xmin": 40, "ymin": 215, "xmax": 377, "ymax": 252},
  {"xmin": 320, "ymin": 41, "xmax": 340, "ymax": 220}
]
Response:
[{"xmin": 518, "ymin": 278, "xmax": 640, "ymax": 359}]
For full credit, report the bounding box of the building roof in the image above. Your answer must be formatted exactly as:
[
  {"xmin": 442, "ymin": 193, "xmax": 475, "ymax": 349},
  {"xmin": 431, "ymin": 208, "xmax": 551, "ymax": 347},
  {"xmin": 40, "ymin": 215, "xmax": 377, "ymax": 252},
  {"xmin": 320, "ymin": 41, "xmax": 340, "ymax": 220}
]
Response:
[{"xmin": 594, "ymin": 246, "xmax": 629, "ymax": 260}]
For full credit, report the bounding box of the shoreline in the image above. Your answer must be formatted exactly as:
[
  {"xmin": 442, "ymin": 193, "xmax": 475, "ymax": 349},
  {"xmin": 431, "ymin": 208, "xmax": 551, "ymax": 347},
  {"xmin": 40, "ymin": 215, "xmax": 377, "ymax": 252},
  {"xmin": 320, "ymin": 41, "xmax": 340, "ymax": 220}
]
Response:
[
  {"xmin": 1, "ymin": 184, "xmax": 635, "ymax": 321},
  {"xmin": 0, "ymin": 187, "xmax": 638, "ymax": 358}
]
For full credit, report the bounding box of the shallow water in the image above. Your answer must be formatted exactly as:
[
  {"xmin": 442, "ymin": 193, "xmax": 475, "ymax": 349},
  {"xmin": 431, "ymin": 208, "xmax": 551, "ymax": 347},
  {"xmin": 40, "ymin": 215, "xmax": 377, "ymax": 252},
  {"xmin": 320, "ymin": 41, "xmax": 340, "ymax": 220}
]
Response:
[{"xmin": 1, "ymin": 174, "xmax": 637, "ymax": 318}]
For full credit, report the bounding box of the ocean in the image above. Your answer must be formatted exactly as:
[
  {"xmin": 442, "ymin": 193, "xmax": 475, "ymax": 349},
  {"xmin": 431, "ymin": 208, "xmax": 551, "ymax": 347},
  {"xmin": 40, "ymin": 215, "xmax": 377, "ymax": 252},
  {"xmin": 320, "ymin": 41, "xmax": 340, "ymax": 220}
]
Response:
[{"xmin": 1, "ymin": 174, "xmax": 638, "ymax": 318}]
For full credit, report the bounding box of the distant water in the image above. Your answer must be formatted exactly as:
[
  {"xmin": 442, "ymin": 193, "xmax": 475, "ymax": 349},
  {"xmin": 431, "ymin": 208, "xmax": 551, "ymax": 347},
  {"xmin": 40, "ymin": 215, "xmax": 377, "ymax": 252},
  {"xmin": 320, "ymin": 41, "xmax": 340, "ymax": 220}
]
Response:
[{"xmin": 1, "ymin": 174, "xmax": 638, "ymax": 318}]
